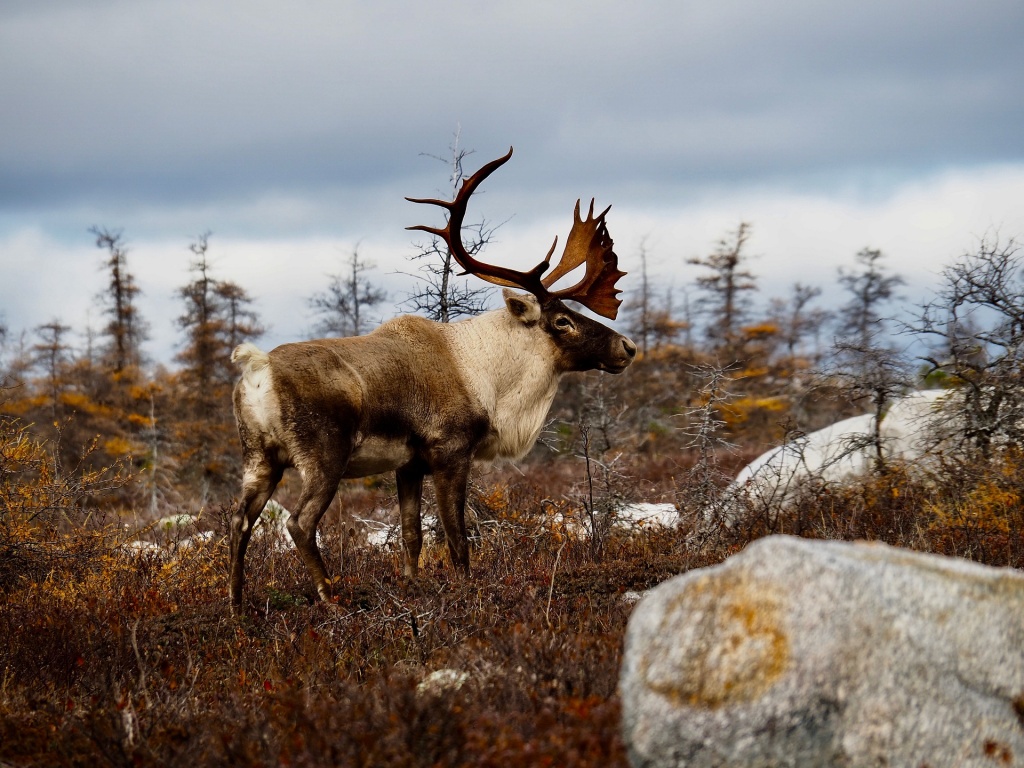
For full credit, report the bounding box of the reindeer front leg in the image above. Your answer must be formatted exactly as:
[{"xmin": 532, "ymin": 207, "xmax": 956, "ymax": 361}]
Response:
[
  {"xmin": 431, "ymin": 457, "xmax": 472, "ymax": 575},
  {"xmin": 396, "ymin": 462, "xmax": 425, "ymax": 577}
]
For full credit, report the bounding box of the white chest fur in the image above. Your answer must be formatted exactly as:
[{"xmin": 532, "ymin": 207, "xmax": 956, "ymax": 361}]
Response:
[{"xmin": 442, "ymin": 310, "xmax": 561, "ymax": 462}]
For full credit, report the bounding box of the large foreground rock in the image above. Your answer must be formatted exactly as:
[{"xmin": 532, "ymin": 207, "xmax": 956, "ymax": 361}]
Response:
[{"xmin": 620, "ymin": 536, "xmax": 1024, "ymax": 767}]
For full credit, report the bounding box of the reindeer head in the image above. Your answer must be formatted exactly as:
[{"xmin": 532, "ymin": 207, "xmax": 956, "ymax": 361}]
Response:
[{"xmin": 407, "ymin": 147, "xmax": 637, "ymax": 374}]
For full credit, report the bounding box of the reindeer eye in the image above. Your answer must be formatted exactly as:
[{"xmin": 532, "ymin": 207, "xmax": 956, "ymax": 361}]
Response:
[{"xmin": 553, "ymin": 316, "xmax": 573, "ymax": 331}]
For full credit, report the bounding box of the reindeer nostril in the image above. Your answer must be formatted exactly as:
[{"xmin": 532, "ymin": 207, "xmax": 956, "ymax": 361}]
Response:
[{"xmin": 623, "ymin": 338, "xmax": 637, "ymax": 358}]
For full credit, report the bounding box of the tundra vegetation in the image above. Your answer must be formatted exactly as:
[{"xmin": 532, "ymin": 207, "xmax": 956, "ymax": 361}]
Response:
[{"xmin": 1, "ymin": 167, "xmax": 1023, "ymax": 765}]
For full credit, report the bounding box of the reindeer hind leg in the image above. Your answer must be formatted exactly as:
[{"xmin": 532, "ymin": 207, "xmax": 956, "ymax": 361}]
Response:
[
  {"xmin": 230, "ymin": 458, "xmax": 284, "ymax": 611},
  {"xmin": 287, "ymin": 459, "xmax": 346, "ymax": 602}
]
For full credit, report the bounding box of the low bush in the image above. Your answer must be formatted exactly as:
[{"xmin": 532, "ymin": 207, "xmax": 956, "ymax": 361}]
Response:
[{"xmin": 2, "ymin": 413, "xmax": 1022, "ymax": 766}]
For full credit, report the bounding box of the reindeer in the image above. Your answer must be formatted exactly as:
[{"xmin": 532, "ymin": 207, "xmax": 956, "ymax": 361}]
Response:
[{"xmin": 229, "ymin": 148, "xmax": 636, "ymax": 609}]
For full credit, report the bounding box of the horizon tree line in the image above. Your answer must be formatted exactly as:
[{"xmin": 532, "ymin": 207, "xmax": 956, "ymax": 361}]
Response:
[{"xmin": 2, "ymin": 157, "xmax": 1021, "ymax": 515}]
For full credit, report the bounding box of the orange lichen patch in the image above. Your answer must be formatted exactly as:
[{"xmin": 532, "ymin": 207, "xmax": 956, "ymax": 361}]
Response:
[
  {"xmin": 1013, "ymin": 695, "xmax": 1024, "ymax": 728},
  {"xmin": 641, "ymin": 571, "xmax": 790, "ymax": 709},
  {"xmin": 983, "ymin": 739, "xmax": 1013, "ymax": 765}
]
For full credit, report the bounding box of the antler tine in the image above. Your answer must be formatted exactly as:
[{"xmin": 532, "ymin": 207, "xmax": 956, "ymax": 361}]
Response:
[
  {"xmin": 543, "ymin": 198, "xmax": 626, "ymax": 319},
  {"xmin": 406, "ymin": 149, "xmax": 628, "ymax": 318},
  {"xmin": 406, "ymin": 146, "xmax": 550, "ymax": 292}
]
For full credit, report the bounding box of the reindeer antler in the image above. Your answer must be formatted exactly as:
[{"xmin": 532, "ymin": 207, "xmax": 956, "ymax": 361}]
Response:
[
  {"xmin": 406, "ymin": 147, "xmax": 626, "ymax": 319},
  {"xmin": 542, "ymin": 199, "xmax": 627, "ymax": 319}
]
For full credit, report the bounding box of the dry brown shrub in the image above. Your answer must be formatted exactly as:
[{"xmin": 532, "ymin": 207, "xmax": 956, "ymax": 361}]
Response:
[
  {"xmin": 2, "ymin": 454, "xmax": 695, "ymax": 767},
  {"xmin": 5, "ymin": 400, "xmax": 1023, "ymax": 766}
]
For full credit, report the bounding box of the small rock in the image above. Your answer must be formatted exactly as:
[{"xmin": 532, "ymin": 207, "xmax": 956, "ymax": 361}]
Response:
[
  {"xmin": 617, "ymin": 503, "xmax": 678, "ymax": 528},
  {"xmin": 416, "ymin": 668, "xmax": 470, "ymax": 697}
]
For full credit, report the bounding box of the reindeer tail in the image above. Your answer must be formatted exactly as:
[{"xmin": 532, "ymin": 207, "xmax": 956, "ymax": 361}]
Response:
[{"xmin": 231, "ymin": 343, "xmax": 270, "ymax": 374}]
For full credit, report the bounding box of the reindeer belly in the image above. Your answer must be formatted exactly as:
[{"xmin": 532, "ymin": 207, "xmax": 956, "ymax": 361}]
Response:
[{"xmin": 344, "ymin": 434, "xmax": 413, "ymax": 477}]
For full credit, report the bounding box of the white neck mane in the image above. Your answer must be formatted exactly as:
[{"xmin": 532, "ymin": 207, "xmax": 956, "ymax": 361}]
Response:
[{"xmin": 441, "ymin": 309, "xmax": 561, "ymax": 461}]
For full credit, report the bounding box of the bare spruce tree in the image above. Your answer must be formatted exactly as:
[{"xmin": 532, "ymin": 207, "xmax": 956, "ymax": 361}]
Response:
[
  {"xmin": 678, "ymin": 363, "xmax": 738, "ymax": 539},
  {"xmin": 627, "ymin": 244, "xmax": 684, "ymax": 355},
  {"xmin": 829, "ymin": 340, "xmax": 914, "ymax": 473},
  {"xmin": 679, "ymin": 286, "xmax": 695, "ymax": 349},
  {"xmin": 649, "ymin": 285, "xmax": 685, "ymax": 351},
  {"xmin": 0, "ymin": 318, "xmax": 9, "ymax": 386},
  {"xmin": 136, "ymin": 381, "xmax": 182, "ymax": 516},
  {"xmin": 404, "ymin": 131, "xmax": 499, "ymax": 322},
  {"xmin": 771, "ymin": 282, "xmax": 830, "ymax": 362},
  {"xmin": 626, "ymin": 238, "xmax": 654, "ymax": 356},
  {"xmin": 836, "ymin": 248, "xmax": 904, "ymax": 350},
  {"xmin": 175, "ymin": 232, "xmax": 264, "ymax": 502},
  {"xmin": 0, "ymin": 330, "xmax": 31, "ymax": 391},
  {"xmin": 91, "ymin": 227, "xmax": 146, "ymax": 376},
  {"xmin": 688, "ymin": 222, "xmax": 758, "ymax": 357},
  {"xmin": 32, "ymin": 320, "xmax": 72, "ymax": 422},
  {"xmin": 309, "ymin": 246, "xmax": 388, "ymax": 337},
  {"xmin": 828, "ymin": 247, "xmax": 911, "ymax": 471}
]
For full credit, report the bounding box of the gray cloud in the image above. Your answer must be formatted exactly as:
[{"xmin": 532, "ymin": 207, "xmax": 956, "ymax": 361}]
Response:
[
  {"xmin": 2, "ymin": 0, "xmax": 1023, "ymax": 362},
  {"xmin": 2, "ymin": 0, "xmax": 1021, "ymax": 215}
]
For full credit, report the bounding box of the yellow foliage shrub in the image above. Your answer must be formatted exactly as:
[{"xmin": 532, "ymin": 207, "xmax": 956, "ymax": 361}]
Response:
[
  {"xmin": 927, "ymin": 478, "xmax": 1021, "ymax": 537},
  {"xmin": 60, "ymin": 391, "xmax": 114, "ymax": 417},
  {"xmin": 104, "ymin": 435, "xmax": 138, "ymax": 459},
  {"xmin": 717, "ymin": 395, "xmax": 788, "ymax": 429},
  {"xmin": 127, "ymin": 412, "xmax": 154, "ymax": 427},
  {"xmin": 0, "ymin": 416, "xmax": 131, "ymax": 591}
]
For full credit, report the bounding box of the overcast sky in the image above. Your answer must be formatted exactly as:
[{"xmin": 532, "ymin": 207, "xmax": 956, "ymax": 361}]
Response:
[{"xmin": 2, "ymin": 0, "xmax": 1023, "ymax": 363}]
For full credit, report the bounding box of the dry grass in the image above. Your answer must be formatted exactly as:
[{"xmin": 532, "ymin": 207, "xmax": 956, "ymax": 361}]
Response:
[
  {"xmin": 3, "ymin": 418, "xmax": 1023, "ymax": 766},
  {"xmin": 0, "ymin": 466, "xmax": 695, "ymax": 767}
]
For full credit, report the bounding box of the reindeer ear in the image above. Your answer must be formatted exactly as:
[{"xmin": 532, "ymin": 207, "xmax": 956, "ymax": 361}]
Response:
[{"xmin": 503, "ymin": 288, "xmax": 541, "ymax": 323}]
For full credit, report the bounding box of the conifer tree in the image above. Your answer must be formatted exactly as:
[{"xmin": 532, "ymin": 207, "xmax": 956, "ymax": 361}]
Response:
[
  {"xmin": 91, "ymin": 227, "xmax": 147, "ymax": 378},
  {"xmin": 836, "ymin": 248, "xmax": 904, "ymax": 350},
  {"xmin": 828, "ymin": 248, "xmax": 911, "ymax": 471},
  {"xmin": 309, "ymin": 247, "xmax": 387, "ymax": 338},
  {"xmin": 688, "ymin": 222, "xmax": 758, "ymax": 357},
  {"xmin": 770, "ymin": 282, "xmax": 830, "ymax": 363},
  {"xmin": 627, "ymin": 240, "xmax": 654, "ymax": 357},
  {"xmin": 174, "ymin": 233, "xmax": 263, "ymax": 502},
  {"xmin": 31, "ymin": 320, "xmax": 72, "ymax": 423},
  {"xmin": 217, "ymin": 280, "xmax": 266, "ymax": 351}
]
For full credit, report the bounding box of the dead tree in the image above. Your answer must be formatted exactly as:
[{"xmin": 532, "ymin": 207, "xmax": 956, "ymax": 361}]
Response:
[
  {"xmin": 404, "ymin": 131, "xmax": 501, "ymax": 322},
  {"xmin": 688, "ymin": 222, "xmax": 758, "ymax": 357},
  {"xmin": 91, "ymin": 227, "xmax": 146, "ymax": 376},
  {"xmin": 912, "ymin": 235, "xmax": 1024, "ymax": 457},
  {"xmin": 837, "ymin": 248, "xmax": 904, "ymax": 353},
  {"xmin": 309, "ymin": 246, "xmax": 388, "ymax": 337},
  {"xmin": 32, "ymin": 320, "xmax": 72, "ymax": 422}
]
